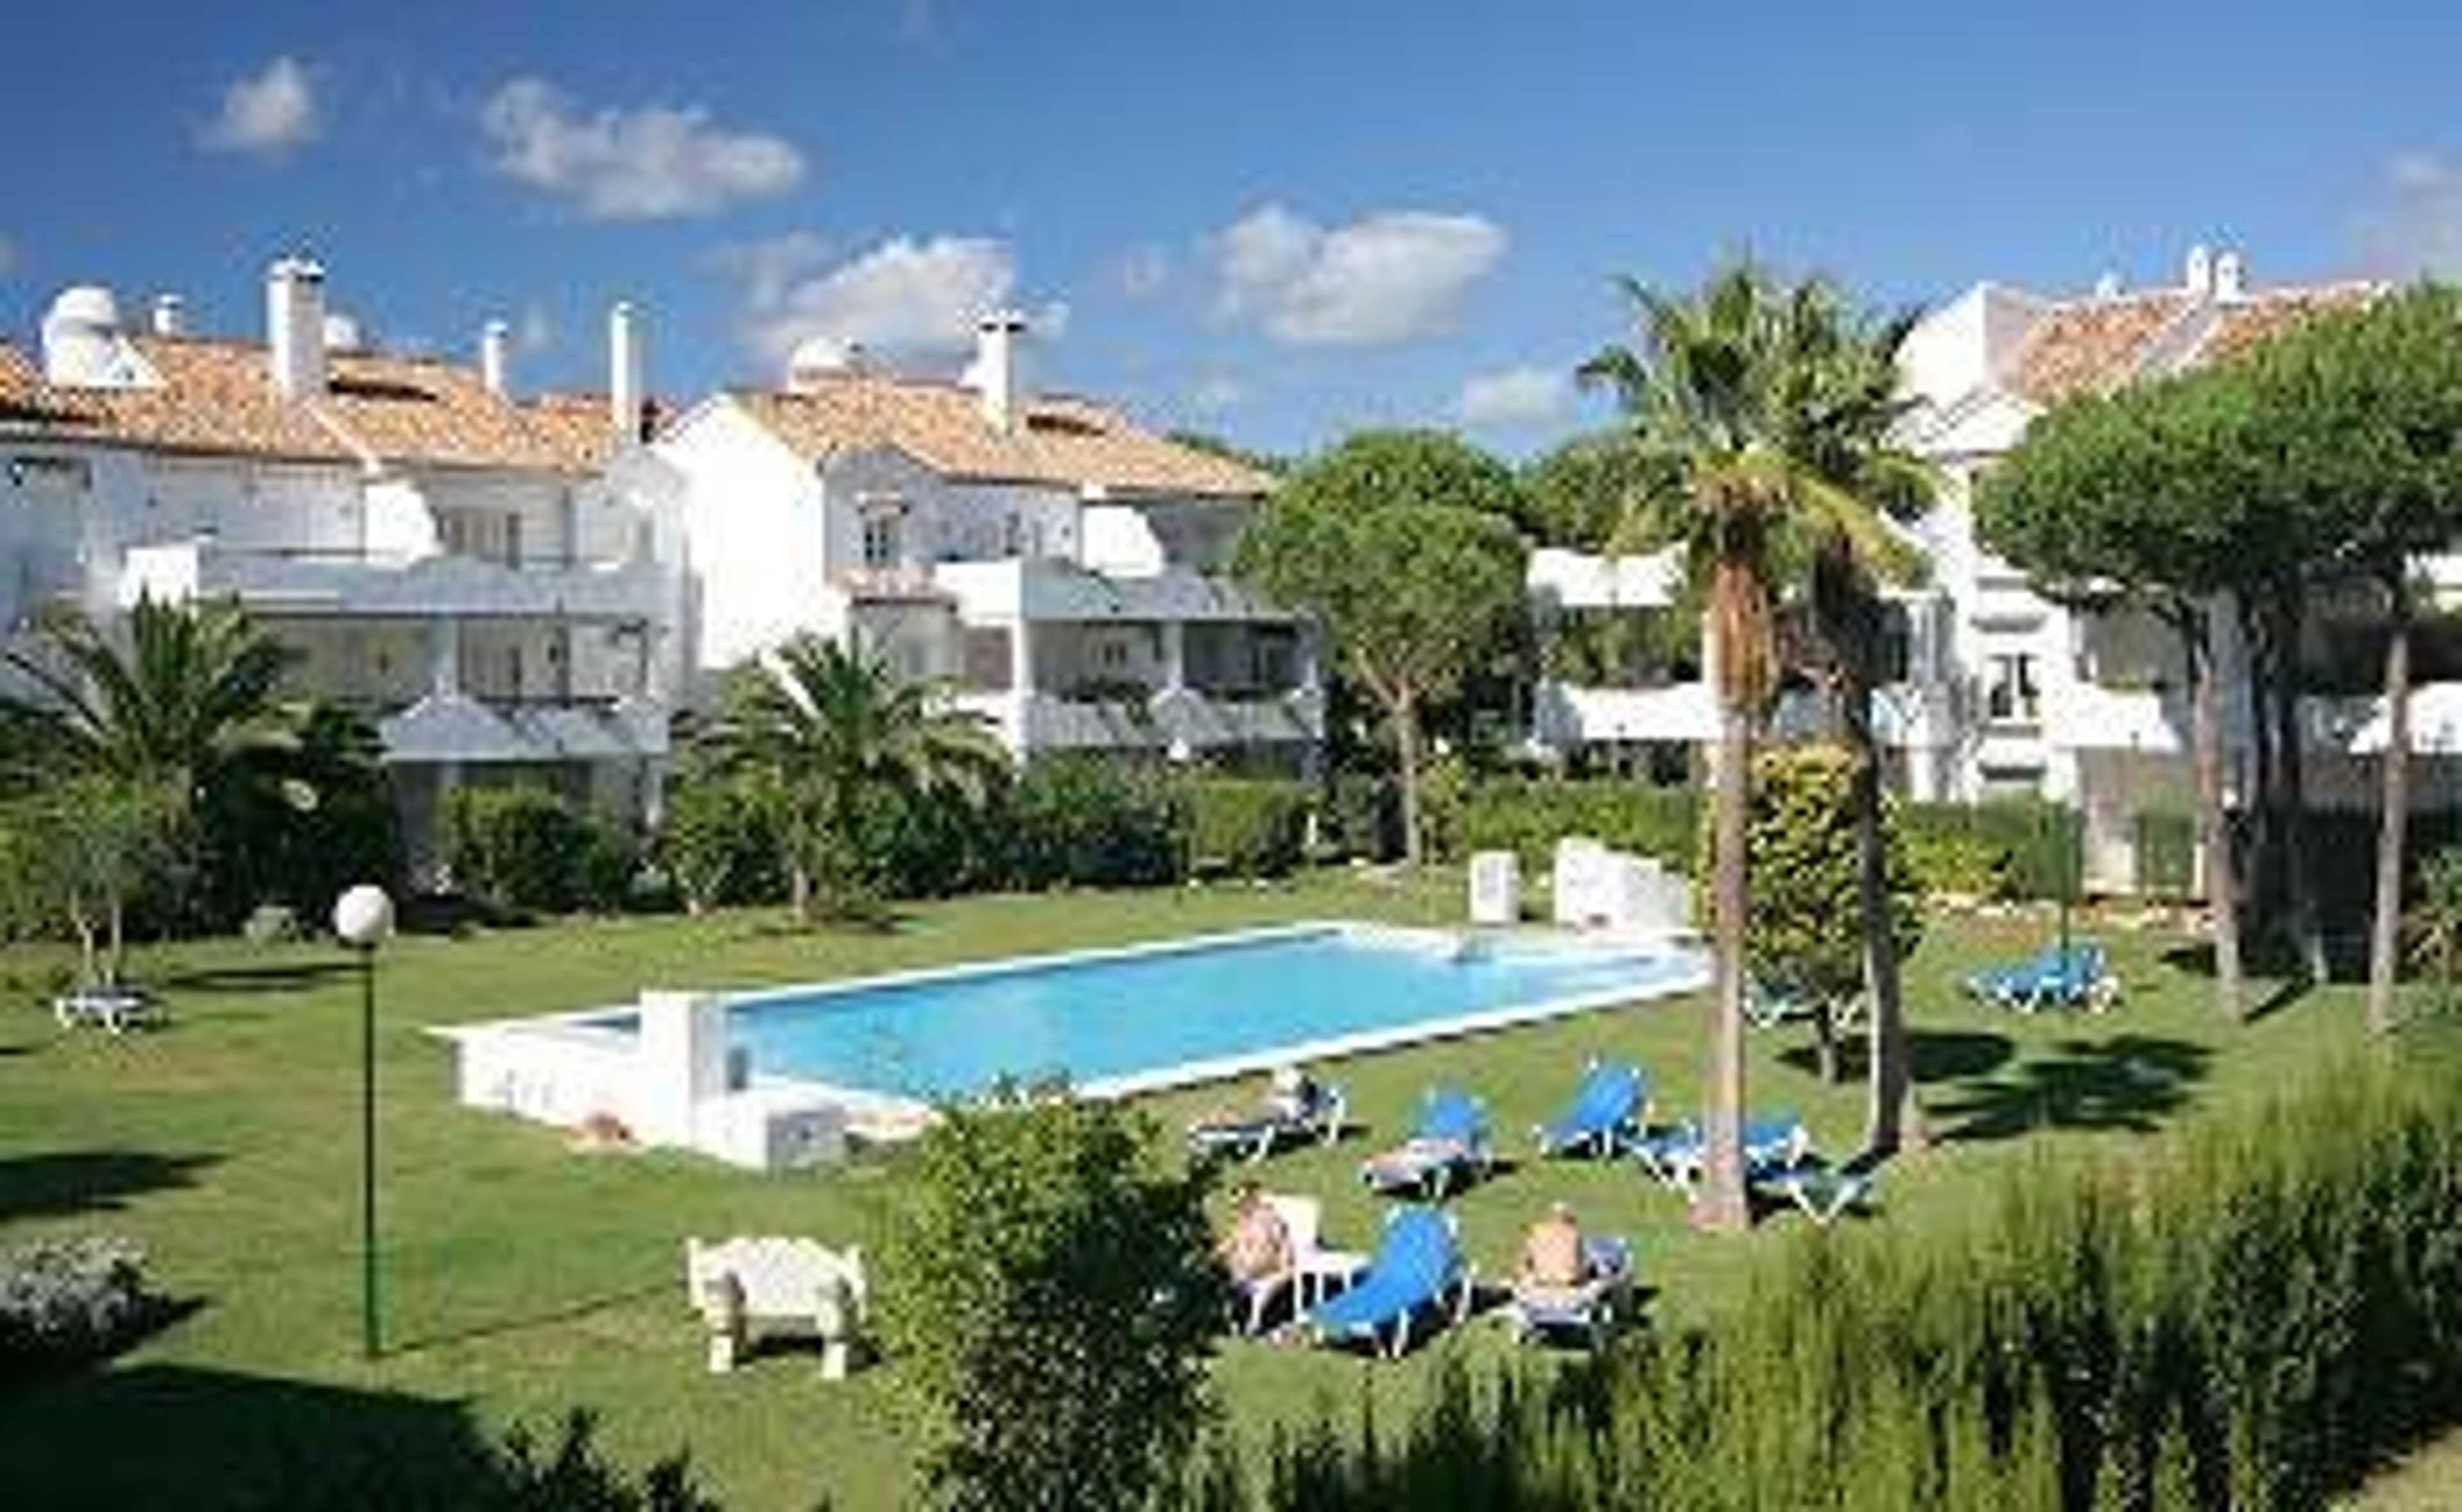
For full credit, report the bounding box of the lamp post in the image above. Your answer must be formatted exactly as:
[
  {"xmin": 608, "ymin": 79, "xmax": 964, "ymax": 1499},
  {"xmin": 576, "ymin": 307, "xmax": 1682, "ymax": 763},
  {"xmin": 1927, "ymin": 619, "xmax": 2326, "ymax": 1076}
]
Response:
[{"xmin": 333, "ymin": 883, "xmax": 394, "ymax": 1360}]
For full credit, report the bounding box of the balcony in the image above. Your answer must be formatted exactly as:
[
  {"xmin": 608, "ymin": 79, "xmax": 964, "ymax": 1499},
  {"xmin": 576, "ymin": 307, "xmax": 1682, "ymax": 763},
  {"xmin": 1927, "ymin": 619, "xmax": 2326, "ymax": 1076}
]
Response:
[
  {"xmin": 930, "ymin": 559, "xmax": 1289, "ymax": 624},
  {"xmin": 378, "ymin": 692, "xmax": 669, "ymax": 765},
  {"xmin": 121, "ymin": 538, "xmax": 668, "ymax": 623},
  {"xmin": 953, "ymin": 686, "xmax": 1324, "ymax": 754}
]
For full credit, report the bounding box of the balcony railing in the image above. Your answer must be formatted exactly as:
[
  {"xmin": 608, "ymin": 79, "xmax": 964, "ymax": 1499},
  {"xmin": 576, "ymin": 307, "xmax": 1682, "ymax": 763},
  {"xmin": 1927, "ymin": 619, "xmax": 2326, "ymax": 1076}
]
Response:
[{"xmin": 122, "ymin": 538, "xmax": 669, "ymax": 622}]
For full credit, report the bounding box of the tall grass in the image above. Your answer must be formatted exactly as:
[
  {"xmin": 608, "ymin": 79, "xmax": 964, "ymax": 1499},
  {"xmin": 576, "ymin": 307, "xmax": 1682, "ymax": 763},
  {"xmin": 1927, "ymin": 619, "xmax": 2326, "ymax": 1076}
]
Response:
[{"xmin": 1210, "ymin": 1054, "xmax": 2462, "ymax": 1509}]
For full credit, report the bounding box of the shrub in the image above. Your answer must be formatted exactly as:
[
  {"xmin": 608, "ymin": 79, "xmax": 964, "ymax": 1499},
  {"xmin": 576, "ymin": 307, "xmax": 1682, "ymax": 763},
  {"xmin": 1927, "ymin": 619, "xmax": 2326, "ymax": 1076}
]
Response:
[
  {"xmin": 1459, "ymin": 779, "xmax": 1700, "ymax": 875},
  {"xmin": 1901, "ymin": 824, "xmax": 2010, "ymax": 901},
  {"xmin": 445, "ymin": 785, "xmax": 636, "ymax": 916},
  {"xmin": 248, "ymin": 1408, "xmax": 720, "ymax": 1511},
  {"xmin": 881, "ymin": 1089, "xmax": 1221, "ymax": 1511},
  {"xmin": 1182, "ymin": 779, "xmax": 1311, "ymax": 878},
  {"xmin": 659, "ymin": 777, "xmax": 785, "ymax": 913},
  {"xmin": 0, "ymin": 1236, "xmax": 157, "ymax": 1373},
  {"xmin": 1003, "ymin": 758, "xmax": 1185, "ymax": 890},
  {"xmin": 1314, "ymin": 775, "xmax": 1402, "ymax": 863}
]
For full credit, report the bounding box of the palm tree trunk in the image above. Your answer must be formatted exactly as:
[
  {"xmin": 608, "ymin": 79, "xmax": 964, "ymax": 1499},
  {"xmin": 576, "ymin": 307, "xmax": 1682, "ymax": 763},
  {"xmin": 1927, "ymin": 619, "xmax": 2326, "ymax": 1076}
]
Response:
[
  {"xmin": 2368, "ymin": 574, "xmax": 2415, "ymax": 1037},
  {"xmin": 2185, "ymin": 607, "xmax": 2247, "ymax": 1020},
  {"xmin": 1696, "ymin": 698, "xmax": 1753, "ymax": 1233},
  {"xmin": 1392, "ymin": 690, "xmax": 1425, "ymax": 868},
  {"xmin": 1845, "ymin": 672, "xmax": 1920, "ymax": 1154}
]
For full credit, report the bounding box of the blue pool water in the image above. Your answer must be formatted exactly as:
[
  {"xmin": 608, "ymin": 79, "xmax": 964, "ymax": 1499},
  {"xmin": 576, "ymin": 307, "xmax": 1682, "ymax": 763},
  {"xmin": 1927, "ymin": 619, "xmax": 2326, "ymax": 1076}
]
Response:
[{"xmin": 710, "ymin": 925, "xmax": 1701, "ymax": 1100}]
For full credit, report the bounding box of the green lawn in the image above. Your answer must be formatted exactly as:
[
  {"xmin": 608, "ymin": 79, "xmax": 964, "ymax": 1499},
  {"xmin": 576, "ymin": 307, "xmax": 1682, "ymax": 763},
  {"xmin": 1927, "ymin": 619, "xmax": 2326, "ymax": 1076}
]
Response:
[{"xmin": 0, "ymin": 872, "xmax": 2443, "ymax": 1509}]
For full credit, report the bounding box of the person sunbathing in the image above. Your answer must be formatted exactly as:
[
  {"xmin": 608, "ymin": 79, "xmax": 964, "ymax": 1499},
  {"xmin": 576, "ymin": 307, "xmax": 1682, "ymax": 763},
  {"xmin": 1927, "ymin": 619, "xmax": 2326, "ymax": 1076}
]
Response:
[
  {"xmin": 1519, "ymin": 1201, "xmax": 1588, "ymax": 1291},
  {"xmin": 1219, "ymin": 1183, "xmax": 1293, "ymax": 1284}
]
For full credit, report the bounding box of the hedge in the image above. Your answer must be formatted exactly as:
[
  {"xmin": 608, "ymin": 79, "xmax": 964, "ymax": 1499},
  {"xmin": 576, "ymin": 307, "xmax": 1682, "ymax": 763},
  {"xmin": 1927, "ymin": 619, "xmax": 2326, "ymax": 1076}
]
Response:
[
  {"xmin": 1184, "ymin": 779, "xmax": 1311, "ymax": 878},
  {"xmin": 444, "ymin": 785, "xmax": 637, "ymax": 916},
  {"xmin": 1459, "ymin": 779, "xmax": 1701, "ymax": 875},
  {"xmin": 1205, "ymin": 1052, "xmax": 2462, "ymax": 1511}
]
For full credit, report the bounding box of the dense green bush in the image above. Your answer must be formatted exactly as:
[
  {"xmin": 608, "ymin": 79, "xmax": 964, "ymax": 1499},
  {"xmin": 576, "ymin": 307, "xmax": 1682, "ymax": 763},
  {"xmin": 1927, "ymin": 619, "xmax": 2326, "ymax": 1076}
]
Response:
[
  {"xmin": 1182, "ymin": 779, "xmax": 1311, "ymax": 878},
  {"xmin": 1218, "ymin": 1054, "xmax": 2462, "ymax": 1510},
  {"xmin": 0, "ymin": 1236, "xmax": 158, "ymax": 1374},
  {"xmin": 1903, "ymin": 799, "xmax": 2082, "ymax": 902},
  {"xmin": 1003, "ymin": 758, "xmax": 1185, "ymax": 889},
  {"xmin": 1458, "ymin": 779, "xmax": 1700, "ymax": 874},
  {"xmin": 658, "ymin": 776, "xmax": 785, "ymax": 913},
  {"xmin": 1314, "ymin": 775, "xmax": 1402, "ymax": 863},
  {"xmin": 882, "ymin": 1089, "xmax": 1221, "ymax": 1511},
  {"xmin": 445, "ymin": 786, "xmax": 636, "ymax": 915},
  {"xmin": 248, "ymin": 1408, "xmax": 719, "ymax": 1511}
]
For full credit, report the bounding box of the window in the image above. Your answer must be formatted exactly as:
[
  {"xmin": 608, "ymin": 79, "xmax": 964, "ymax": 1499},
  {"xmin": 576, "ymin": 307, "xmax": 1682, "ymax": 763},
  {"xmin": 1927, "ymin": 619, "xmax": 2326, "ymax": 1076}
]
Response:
[
  {"xmin": 1983, "ymin": 652, "xmax": 2039, "ymax": 725},
  {"xmin": 8, "ymin": 455, "xmax": 90, "ymax": 493},
  {"xmin": 860, "ymin": 504, "xmax": 904, "ymax": 569}
]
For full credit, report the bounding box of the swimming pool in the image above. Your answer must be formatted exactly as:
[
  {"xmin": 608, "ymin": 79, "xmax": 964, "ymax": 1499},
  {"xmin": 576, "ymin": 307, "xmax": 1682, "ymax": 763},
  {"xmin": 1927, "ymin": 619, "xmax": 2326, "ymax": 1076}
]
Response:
[{"xmin": 689, "ymin": 923, "xmax": 1705, "ymax": 1101}]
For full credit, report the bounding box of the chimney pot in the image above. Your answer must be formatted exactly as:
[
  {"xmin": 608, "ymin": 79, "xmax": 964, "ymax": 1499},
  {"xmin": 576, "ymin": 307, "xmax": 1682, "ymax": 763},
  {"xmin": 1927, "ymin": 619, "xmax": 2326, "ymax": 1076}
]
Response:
[
  {"xmin": 2183, "ymin": 243, "xmax": 2213, "ymax": 296},
  {"xmin": 267, "ymin": 256, "xmax": 328, "ymax": 401},
  {"xmin": 2214, "ymin": 251, "xmax": 2247, "ymax": 300},
  {"xmin": 480, "ymin": 319, "xmax": 512, "ymax": 398},
  {"xmin": 971, "ymin": 310, "xmax": 1029, "ymax": 435},
  {"xmin": 608, "ymin": 301, "xmax": 645, "ymax": 443},
  {"xmin": 151, "ymin": 294, "xmax": 187, "ymax": 338},
  {"xmin": 2093, "ymin": 272, "xmax": 2122, "ymax": 299}
]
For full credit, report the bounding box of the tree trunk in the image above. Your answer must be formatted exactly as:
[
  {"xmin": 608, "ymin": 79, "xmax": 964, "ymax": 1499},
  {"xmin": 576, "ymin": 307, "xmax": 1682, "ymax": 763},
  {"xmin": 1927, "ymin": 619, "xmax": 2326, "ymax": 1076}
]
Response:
[
  {"xmin": 1695, "ymin": 699, "xmax": 1753, "ymax": 1233},
  {"xmin": 788, "ymin": 858, "xmax": 814, "ymax": 926},
  {"xmin": 69, "ymin": 898, "xmax": 99, "ymax": 989},
  {"xmin": 2368, "ymin": 574, "xmax": 2415, "ymax": 1037},
  {"xmin": 1845, "ymin": 672, "xmax": 1921, "ymax": 1155},
  {"xmin": 2186, "ymin": 607, "xmax": 2247, "ymax": 1020},
  {"xmin": 1393, "ymin": 690, "xmax": 1425, "ymax": 868},
  {"xmin": 2268, "ymin": 596, "xmax": 2327, "ymax": 981},
  {"xmin": 106, "ymin": 895, "xmax": 125, "ymax": 988},
  {"xmin": 2243, "ymin": 600, "xmax": 2281, "ymax": 934}
]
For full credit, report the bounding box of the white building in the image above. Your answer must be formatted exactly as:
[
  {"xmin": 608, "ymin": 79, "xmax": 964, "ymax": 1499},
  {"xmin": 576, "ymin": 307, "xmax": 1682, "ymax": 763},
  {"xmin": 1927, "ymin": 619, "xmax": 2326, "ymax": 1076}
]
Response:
[
  {"xmin": 0, "ymin": 260, "xmax": 678, "ymax": 873},
  {"xmin": 1533, "ymin": 245, "xmax": 2422, "ymax": 895},
  {"xmin": 646, "ymin": 317, "xmax": 1322, "ymax": 768}
]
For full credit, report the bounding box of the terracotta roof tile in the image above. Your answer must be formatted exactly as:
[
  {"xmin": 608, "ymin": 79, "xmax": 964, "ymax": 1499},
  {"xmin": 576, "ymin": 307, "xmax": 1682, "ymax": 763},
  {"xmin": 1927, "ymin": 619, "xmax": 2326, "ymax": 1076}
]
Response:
[
  {"xmin": 728, "ymin": 375, "xmax": 1271, "ymax": 499},
  {"xmin": 2007, "ymin": 292, "xmax": 2193, "ymax": 403},
  {"xmin": 16, "ymin": 336, "xmax": 578, "ymax": 472},
  {"xmin": 2192, "ymin": 283, "xmax": 2382, "ymax": 367},
  {"xmin": 521, "ymin": 390, "xmax": 673, "ymax": 472}
]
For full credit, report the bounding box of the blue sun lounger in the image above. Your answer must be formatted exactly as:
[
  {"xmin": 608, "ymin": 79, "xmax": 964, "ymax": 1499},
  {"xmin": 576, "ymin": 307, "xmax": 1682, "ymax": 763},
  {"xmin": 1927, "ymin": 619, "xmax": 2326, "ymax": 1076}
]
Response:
[
  {"xmin": 1533, "ymin": 1058, "xmax": 1648, "ymax": 1159},
  {"xmin": 1964, "ymin": 942, "xmax": 2120, "ymax": 1014},
  {"xmin": 1632, "ymin": 1112, "xmax": 1811, "ymax": 1195},
  {"xmin": 1359, "ymin": 1087, "xmax": 1493, "ymax": 1199},
  {"xmin": 1307, "ymin": 1205, "xmax": 1472, "ymax": 1358}
]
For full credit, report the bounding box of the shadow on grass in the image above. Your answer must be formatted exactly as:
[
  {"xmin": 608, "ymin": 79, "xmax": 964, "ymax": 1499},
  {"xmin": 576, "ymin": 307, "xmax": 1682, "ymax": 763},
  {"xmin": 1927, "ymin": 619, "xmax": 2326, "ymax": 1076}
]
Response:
[
  {"xmin": 0, "ymin": 1149, "xmax": 220, "ymax": 1224},
  {"xmin": 1928, "ymin": 1034, "xmax": 2212, "ymax": 1143},
  {"xmin": 1774, "ymin": 1028, "xmax": 2015, "ymax": 1088},
  {"xmin": 0, "ymin": 1361, "xmax": 682, "ymax": 1510},
  {"xmin": 153, "ymin": 960, "xmax": 358, "ymax": 995}
]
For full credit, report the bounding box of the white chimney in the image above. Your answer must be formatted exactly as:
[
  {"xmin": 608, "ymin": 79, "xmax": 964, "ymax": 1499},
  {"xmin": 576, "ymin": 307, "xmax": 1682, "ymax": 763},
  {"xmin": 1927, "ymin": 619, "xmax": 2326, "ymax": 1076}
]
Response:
[
  {"xmin": 267, "ymin": 256, "xmax": 328, "ymax": 400},
  {"xmin": 2092, "ymin": 271, "xmax": 2122, "ymax": 299},
  {"xmin": 40, "ymin": 285, "xmax": 126, "ymax": 386},
  {"xmin": 608, "ymin": 300, "xmax": 644, "ymax": 441},
  {"xmin": 151, "ymin": 294, "xmax": 187, "ymax": 338},
  {"xmin": 2182, "ymin": 243, "xmax": 2213, "ymax": 297},
  {"xmin": 480, "ymin": 319, "xmax": 512, "ymax": 398},
  {"xmin": 321, "ymin": 311, "xmax": 365, "ymax": 352},
  {"xmin": 2214, "ymin": 250, "xmax": 2247, "ymax": 301},
  {"xmin": 971, "ymin": 310, "xmax": 1029, "ymax": 435}
]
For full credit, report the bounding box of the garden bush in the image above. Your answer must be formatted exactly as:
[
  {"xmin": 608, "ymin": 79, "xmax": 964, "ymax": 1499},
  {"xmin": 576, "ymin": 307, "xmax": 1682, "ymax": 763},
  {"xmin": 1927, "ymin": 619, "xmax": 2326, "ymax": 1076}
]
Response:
[
  {"xmin": 1222, "ymin": 1053, "xmax": 2462, "ymax": 1510},
  {"xmin": 1314, "ymin": 775, "xmax": 1402, "ymax": 863},
  {"xmin": 1003, "ymin": 758, "xmax": 1185, "ymax": 890},
  {"xmin": 1181, "ymin": 779, "xmax": 1311, "ymax": 878},
  {"xmin": 658, "ymin": 776, "xmax": 785, "ymax": 914},
  {"xmin": 0, "ymin": 1236, "xmax": 158, "ymax": 1374},
  {"xmin": 1458, "ymin": 779, "xmax": 1700, "ymax": 875},
  {"xmin": 445, "ymin": 785, "xmax": 637, "ymax": 916}
]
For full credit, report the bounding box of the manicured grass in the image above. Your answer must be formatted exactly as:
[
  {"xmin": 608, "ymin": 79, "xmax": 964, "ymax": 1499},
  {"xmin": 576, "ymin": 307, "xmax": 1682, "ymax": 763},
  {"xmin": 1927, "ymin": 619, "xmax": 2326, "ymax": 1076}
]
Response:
[{"xmin": 0, "ymin": 874, "xmax": 2441, "ymax": 1509}]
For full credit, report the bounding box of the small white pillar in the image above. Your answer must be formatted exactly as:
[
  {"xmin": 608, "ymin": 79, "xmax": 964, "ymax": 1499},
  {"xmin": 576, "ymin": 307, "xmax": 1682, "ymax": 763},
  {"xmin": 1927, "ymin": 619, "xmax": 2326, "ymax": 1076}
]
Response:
[
  {"xmin": 429, "ymin": 618, "xmax": 462, "ymax": 697},
  {"xmin": 1468, "ymin": 851, "xmax": 1520, "ymax": 926},
  {"xmin": 637, "ymin": 990, "xmax": 728, "ymax": 1149},
  {"xmin": 1160, "ymin": 620, "xmax": 1187, "ymax": 694}
]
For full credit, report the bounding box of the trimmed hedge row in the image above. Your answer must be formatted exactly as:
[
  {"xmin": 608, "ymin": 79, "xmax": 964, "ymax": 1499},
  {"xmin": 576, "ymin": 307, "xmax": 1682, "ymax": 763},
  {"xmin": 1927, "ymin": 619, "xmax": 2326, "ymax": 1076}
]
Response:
[{"xmin": 1208, "ymin": 1052, "xmax": 2462, "ymax": 1510}]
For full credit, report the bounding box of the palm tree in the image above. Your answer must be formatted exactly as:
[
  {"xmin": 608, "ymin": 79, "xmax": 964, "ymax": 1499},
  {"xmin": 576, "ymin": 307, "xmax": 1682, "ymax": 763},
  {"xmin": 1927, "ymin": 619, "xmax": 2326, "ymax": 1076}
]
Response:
[
  {"xmin": 1581, "ymin": 260, "xmax": 1914, "ymax": 1230},
  {"xmin": 699, "ymin": 634, "xmax": 1006, "ymax": 925},
  {"xmin": 1, "ymin": 594, "xmax": 297, "ymax": 799}
]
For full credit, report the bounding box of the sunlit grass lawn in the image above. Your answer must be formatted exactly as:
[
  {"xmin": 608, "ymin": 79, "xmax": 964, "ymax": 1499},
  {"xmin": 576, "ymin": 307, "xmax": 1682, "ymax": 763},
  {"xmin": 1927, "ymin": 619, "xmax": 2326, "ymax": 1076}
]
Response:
[{"xmin": 0, "ymin": 869, "xmax": 2442, "ymax": 1509}]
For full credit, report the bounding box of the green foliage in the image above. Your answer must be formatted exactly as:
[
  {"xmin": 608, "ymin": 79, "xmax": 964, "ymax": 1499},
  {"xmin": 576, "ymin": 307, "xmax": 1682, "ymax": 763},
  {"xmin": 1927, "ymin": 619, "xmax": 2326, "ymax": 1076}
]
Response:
[
  {"xmin": 1235, "ymin": 1054, "xmax": 2462, "ymax": 1510},
  {"xmin": 0, "ymin": 774, "xmax": 181, "ymax": 984},
  {"xmin": 1520, "ymin": 431, "xmax": 1670, "ymax": 550},
  {"xmin": 254, "ymin": 1408, "xmax": 721, "ymax": 1511},
  {"xmin": 1180, "ymin": 779, "xmax": 1310, "ymax": 878},
  {"xmin": 1901, "ymin": 801, "xmax": 2082, "ymax": 904},
  {"xmin": 1459, "ymin": 779, "xmax": 1701, "ymax": 876},
  {"xmin": 197, "ymin": 701, "xmax": 401, "ymax": 923},
  {"xmin": 658, "ymin": 775, "xmax": 786, "ymax": 913},
  {"xmin": 1004, "ymin": 758, "xmax": 1185, "ymax": 889},
  {"xmin": 2132, "ymin": 810, "xmax": 2198, "ymax": 904},
  {"xmin": 1235, "ymin": 429, "xmax": 1528, "ymax": 863},
  {"xmin": 445, "ymin": 786, "xmax": 635, "ymax": 917},
  {"xmin": 880, "ymin": 1091, "xmax": 1221, "ymax": 1512},
  {"xmin": 1719, "ymin": 745, "xmax": 1923, "ymax": 1005},
  {"xmin": 1313, "ymin": 775, "xmax": 1402, "ymax": 863},
  {"xmin": 695, "ymin": 635, "xmax": 1005, "ymax": 922}
]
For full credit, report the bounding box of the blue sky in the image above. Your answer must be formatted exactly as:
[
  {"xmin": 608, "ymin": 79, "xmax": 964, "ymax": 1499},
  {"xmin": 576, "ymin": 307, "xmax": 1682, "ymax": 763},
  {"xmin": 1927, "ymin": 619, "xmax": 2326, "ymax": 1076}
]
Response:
[{"xmin": 1, "ymin": 1, "xmax": 2456, "ymax": 458}]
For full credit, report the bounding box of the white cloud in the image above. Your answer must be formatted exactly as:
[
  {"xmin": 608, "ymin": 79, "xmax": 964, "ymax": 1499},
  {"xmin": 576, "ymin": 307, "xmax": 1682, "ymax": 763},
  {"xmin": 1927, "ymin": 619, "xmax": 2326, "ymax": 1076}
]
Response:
[
  {"xmin": 199, "ymin": 56, "xmax": 322, "ymax": 161},
  {"xmin": 2361, "ymin": 151, "xmax": 2462, "ymax": 276},
  {"xmin": 734, "ymin": 233, "xmax": 1061, "ymax": 370},
  {"xmin": 480, "ymin": 77, "xmax": 805, "ymax": 221},
  {"xmin": 1210, "ymin": 203, "xmax": 1507, "ymax": 346},
  {"xmin": 1456, "ymin": 365, "xmax": 1572, "ymax": 428}
]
